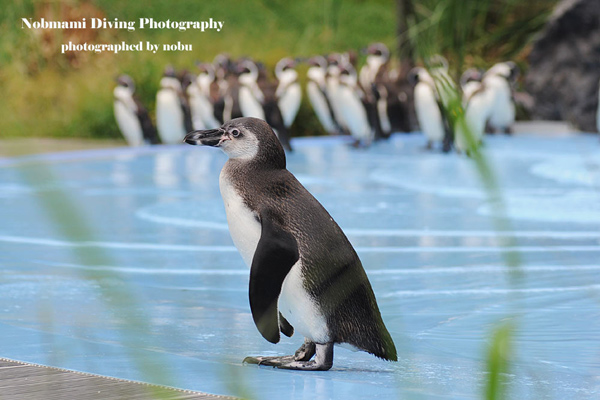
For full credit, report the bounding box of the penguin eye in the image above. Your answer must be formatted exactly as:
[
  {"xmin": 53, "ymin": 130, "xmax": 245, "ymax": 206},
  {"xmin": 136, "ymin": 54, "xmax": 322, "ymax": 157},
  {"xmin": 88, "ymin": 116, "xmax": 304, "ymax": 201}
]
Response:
[{"xmin": 231, "ymin": 129, "xmax": 241, "ymax": 138}]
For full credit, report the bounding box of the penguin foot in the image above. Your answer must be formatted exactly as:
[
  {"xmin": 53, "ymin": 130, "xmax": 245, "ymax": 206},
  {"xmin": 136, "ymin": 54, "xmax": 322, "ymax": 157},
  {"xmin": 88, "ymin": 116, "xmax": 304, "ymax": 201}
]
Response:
[
  {"xmin": 243, "ymin": 355, "xmax": 295, "ymax": 367},
  {"xmin": 243, "ymin": 342, "xmax": 333, "ymax": 371},
  {"xmin": 294, "ymin": 339, "xmax": 316, "ymax": 361}
]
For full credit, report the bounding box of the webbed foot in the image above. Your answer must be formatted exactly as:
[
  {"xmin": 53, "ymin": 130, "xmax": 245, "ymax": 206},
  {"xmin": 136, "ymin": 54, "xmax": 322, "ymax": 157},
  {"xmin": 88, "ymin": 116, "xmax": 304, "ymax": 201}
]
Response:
[{"xmin": 243, "ymin": 341, "xmax": 333, "ymax": 371}]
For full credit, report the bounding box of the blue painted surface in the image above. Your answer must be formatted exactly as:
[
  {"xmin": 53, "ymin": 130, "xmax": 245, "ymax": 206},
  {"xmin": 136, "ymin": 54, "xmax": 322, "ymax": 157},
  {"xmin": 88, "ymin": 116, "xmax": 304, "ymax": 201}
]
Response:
[{"xmin": 0, "ymin": 133, "xmax": 599, "ymax": 399}]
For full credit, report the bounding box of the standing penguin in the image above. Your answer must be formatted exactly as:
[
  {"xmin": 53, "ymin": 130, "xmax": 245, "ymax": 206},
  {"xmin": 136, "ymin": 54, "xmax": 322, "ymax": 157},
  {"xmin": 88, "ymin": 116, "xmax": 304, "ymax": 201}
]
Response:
[
  {"xmin": 455, "ymin": 75, "xmax": 494, "ymax": 154},
  {"xmin": 408, "ymin": 67, "xmax": 452, "ymax": 152},
  {"xmin": 359, "ymin": 43, "xmax": 392, "ymax": 138},
  {"xmin": 189, "ymin": 62, "xmax": 221, "ymax": 129},
  {"xmin": 275, "ymin": 57, "xmax": 302, "ymax": 130},
  {"xmin": 337, "ymin": 62, "xmax": 374, "ymax": 147},
  {"xmin": 326, "ymin": 53, "xmax": 350, "ymax": 134},
  {"xmin": 184, "ymin": 118, "xmax": 397, "ymax": 370},
  {"xmin": 113, "ymin": 75, "xmax": 159, "ymax": 146},
  {"xmin": 460, "ymin": 68, "xmax": 484, "ymax": 104},
  {"xmin": 359, "ymin": 43, "xmax": 390, "ymax": 94},
  {"xmin": 156, "ymin": 67, "xmax": 188, "ymax": 144},
  {"xmin": 236, "ymin": 59, "xmax": 266, "ymax": 120},
  {"xmin": 306, "ymin": 56, "xmax": 339, "ymax": 134},
  {"xmin": 483, "ymin": 61, "xmax": 519, "ymax": 134}
]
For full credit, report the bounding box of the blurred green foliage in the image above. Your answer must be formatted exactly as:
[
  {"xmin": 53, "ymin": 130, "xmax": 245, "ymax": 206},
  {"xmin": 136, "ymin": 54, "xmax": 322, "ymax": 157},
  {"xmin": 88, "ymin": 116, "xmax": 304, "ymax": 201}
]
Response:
[
  {"xmin": 405, "ymin": 0, "xmax": 556, "ymax": 79},
  {"xmin": 0, "ymin": 0, "xmax": 397, "ymax": 140}
]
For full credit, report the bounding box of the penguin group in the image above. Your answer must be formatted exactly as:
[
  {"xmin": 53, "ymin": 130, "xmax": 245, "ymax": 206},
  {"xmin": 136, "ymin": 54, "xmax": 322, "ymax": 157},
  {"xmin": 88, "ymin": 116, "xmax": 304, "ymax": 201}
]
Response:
[
  {"xmin": 306, "ymin": 44, "xmax": 412, "ymax": 147},
  {"xmin": 114, "ymin": 55, "xmax": 300, "ymax": 151},
  {"xmin": 114, "ymin": 44, "xmax": 414, "ymax": 151},
  {"xmin": 408, "ymin": 56, "xmax": 521, "ymax": 155},
  {"xmin": 114, "ymin": 45, "xmax": 523, "ymax": 155}
]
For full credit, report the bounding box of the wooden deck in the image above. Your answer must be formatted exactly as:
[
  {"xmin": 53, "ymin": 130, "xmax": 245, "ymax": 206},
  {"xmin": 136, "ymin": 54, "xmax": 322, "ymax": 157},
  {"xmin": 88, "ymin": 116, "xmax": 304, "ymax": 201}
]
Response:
[{"xmin": 0, "ymin": 358, "xmax": 237, "ymax": 400}]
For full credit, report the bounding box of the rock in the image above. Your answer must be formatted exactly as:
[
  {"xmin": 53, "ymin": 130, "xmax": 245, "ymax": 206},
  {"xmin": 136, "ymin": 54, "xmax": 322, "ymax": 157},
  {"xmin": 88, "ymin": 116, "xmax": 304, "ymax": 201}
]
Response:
[{"xmin": 525, "ymin": 0, "xmax": 600, "ymax": 132}]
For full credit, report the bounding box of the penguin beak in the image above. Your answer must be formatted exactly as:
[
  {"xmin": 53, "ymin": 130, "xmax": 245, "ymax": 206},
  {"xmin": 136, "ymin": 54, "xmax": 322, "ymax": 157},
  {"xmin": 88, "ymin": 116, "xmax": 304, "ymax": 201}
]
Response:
[{"xmin": 184, "ymin": 129, "xmax": 224, "ymax": 147}]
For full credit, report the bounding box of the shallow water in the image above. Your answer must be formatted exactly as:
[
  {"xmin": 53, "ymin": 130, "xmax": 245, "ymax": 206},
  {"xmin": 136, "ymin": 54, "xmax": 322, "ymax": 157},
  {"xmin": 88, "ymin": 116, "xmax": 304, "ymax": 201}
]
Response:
[{"xmin": 0, "ymin": 133, "xmax": 599, "ymax": 399}]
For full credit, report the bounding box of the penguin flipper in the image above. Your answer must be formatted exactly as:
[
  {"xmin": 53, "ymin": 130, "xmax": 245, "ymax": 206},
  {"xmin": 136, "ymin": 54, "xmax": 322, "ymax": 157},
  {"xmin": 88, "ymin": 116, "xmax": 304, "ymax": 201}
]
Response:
[
  {"xmin": 279, "ymin": 313, "xmax": 294, "ymax": 337},
  {"xmin": 249, "ymin": 211, "xmax": 299, "ymax": 344}
]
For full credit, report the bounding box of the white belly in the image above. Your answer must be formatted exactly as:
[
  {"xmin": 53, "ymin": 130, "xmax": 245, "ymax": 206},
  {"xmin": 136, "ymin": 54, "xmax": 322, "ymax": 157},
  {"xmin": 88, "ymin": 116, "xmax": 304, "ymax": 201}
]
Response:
[
  {"xmin": 239, "ymin": 86, "xmax": 265, "ymax": 120},
  {"xmin": 219, "ymin": 172, "xmax": 261, "ymax": 267},
  {"xmin": 278, "ymin": 83, "xmax": 302, "ymax": 128},
  {"xmin": 114, "ymin": 101, "xmax": 144, "ymax": 147},
  {"xmin": 307, "ymin": 81, "xmax": 336, "ymax": 133},
  {"xmin": 485, "ymin": 77, "xmax": 515, "ymax": 129},
  {"xmin": 337, "ymin": 86, "xmax": 371, "ymax": 141},
  {"xmin": 414, "ymin": 83, "xmax": 445, "ymax": 142},
  {"xmin": 156, "ymin": 90, "xmax": 186, "ymax": 144},
  {"xmin": 278, "ymin": 261, "xmax": 330, "ymax": 343},
  {"xmin": 219, "ymin": 171, "xmax": 329, "ymax": 342}
]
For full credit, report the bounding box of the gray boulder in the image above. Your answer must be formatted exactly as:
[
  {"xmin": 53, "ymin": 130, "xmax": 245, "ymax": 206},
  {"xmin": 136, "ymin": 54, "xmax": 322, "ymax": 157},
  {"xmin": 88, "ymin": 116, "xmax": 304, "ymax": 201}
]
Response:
[{"xmin": 526, "ymin": 0, "xmax": 600, "ymax": 132}]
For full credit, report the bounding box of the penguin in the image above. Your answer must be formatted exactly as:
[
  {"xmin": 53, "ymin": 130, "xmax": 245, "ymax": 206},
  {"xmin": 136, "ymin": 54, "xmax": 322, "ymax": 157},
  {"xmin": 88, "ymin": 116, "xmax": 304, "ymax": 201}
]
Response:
[
  {"xmin": 186, "ymin": 77, "xmax": 207, "ymax": 130},
  {"xmin": 275, "ymin": 58, "xmax": 302, "ymax": 130},
  {"xmin": 326, "ymin": 53, "xmax": 350, "ymax": 135},
  {"xmin": 184, "ymin": 118, "xmax": 397, "ymax": 371},
  {"xmin": 408, "ymin": 67, "xmax": 452, "ymax": 152},
  {"xmin": 482, "ymin": 61, "xmax": 519, "ymax": 134},
  {"xmin": 359, "ymin": 43, "xmax": 393, "ymax": 138},
  {"xmin": 427, "ymin": 55, "xmax": 456, "ymax": 111},
  {"xmin": 258, "ymin": 73, "xmax": 293, "ymax": 152},
  {"xmin": 337, "ymin": 62, "xmax": 374, "ymax": 147},
  {"xmin": 359, "ymin": 43, "xmax": 390, "ymax": 95},
  {"xmin": 236, "ymin": 59, "xmax": 266, "ymax": 120},
  {"xmin": 212, "ymin": 54, "xmax": 232, "ymax": 123},
  {"xmin": 460, "ymin": 68, "xmax": 484, "ymax": 105},
  {"xmin": 455, "ymin": 72, "xmax": 494, "ymax": 154},
  {"xmin": 191, "ymin": 62, "xmax": 221, "ymax": 129},
  {"xmin": 306, "ymin": 55, "xmax": 339, "ymax": 134},
  {"xmin": 156, "ymin": 66, "xmax": 188, "ymax": 144},
  {"xmin": 113, "ymin": 75, "xmax": 159, "ymax": 146}
]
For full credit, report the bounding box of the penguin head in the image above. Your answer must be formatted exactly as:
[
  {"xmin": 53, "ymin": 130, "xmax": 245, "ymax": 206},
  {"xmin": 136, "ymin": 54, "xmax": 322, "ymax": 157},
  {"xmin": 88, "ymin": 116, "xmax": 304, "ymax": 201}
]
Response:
[
  {"xmin": 213, "ymin": 53, "xmax": 232, "ymax": 80},
  {"xmin": 115, "ymin": 75, "xmax": 135, "ymax": 92},
  {"xmin": 460, "ymin": 68, "xmax": 483, "ymax": 88},
  {"xmin": 326, "ymin": 53, "xmax": 343, "ymax": 77},
  {"xmin": 184, "ymin": 118, "xmax": 286, "ymax": 168},
  {"xmin": 338, "ymin": 62, "xmax": 358, "ymax": 86},
  {"xmin": 364, "ymin": 42, "xmax": 390, "ymax": 61},
  {"xmin": 236, "ymin": 59, "xmax": 259, "ymax": 86},
  {"xmin": 427, "ymin": 55, "xmax": 449, "ymax": 72},
  {"xmin": 196, "ymin": 62, "xmax": 215, "ymax": 80},
  {"xmin": 307, "ymin": 56, "xmax": 327, "ymax": 69},
  {"xmin": 275, "ymin": 57, "xmax": 298, "ymax": 83},
  {"xmin": 485, "ymin": 61, "xmax": 519, "ymax": 83},
  {"xmin": 407, "ymin": 67, "xmax": 434, "ymax": 87}
]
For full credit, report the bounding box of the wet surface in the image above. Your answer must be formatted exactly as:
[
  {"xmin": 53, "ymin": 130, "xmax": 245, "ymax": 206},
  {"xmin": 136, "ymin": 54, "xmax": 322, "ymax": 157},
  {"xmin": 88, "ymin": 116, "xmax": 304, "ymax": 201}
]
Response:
[{"xmin": 0, "ymin": 133, "xmax": 599, "ymax": 399}]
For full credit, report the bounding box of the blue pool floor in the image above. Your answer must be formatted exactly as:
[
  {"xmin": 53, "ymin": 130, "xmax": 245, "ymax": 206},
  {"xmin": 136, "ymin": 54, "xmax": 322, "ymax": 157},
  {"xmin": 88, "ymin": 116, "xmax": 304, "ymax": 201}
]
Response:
[{"xmin": 0, "ymin": 132, "xmax": 599, "ymax": 399}]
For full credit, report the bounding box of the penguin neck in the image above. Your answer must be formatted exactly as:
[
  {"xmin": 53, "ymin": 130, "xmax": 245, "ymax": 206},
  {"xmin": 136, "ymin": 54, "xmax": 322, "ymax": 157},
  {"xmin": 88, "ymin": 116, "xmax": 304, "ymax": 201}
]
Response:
[
  {"xmin": 224, "ymin": 154, "xmax": 286, "ymax": 186},
  {"xmin": 225, "ymin": 142, "xmax": 286, "ymax": 173}
]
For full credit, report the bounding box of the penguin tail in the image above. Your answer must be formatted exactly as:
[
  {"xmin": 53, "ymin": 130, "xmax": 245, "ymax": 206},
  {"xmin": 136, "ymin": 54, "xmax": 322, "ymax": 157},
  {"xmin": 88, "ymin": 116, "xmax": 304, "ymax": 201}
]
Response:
[{"xmin": 375, "ymin": 330, "xmax": 398, "ymax": 362}]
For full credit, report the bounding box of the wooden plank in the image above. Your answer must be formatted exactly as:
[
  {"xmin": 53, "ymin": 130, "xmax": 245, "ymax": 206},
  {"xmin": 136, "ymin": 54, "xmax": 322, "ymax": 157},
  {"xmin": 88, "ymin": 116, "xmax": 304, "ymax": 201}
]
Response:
[{"xmin": 0, "ymin": 358, "xmax": 237, "ymax": 400}]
